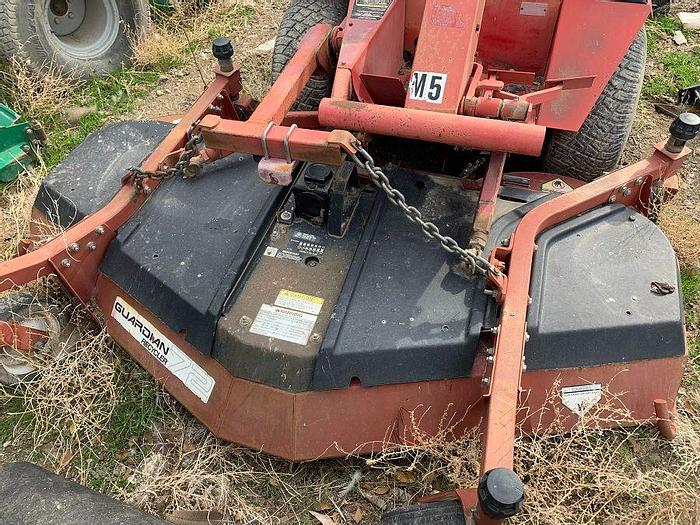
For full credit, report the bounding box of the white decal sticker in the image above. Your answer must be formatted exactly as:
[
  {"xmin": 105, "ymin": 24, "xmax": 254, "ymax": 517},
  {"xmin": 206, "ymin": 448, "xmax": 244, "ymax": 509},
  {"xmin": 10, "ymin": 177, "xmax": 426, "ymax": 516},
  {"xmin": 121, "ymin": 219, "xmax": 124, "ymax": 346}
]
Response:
[
  {"xmin": 520, "ymin": 2, "xmax": 548, "ymax": 16},
  {"xmin": 263, "ymin": 246, "xmax": 279, "ymax": 257},
  {"xmin": 112, "ymin": 297, "xmax": 215, "ymax": 403},
  {"xmin": 274, "ymin": 289, "xmax": 325, "ymax": 316},
  {"xmin": 250, "ymin": 304, "xmax": 317, "ymax": 345},
  {"xmin": 562, "ymin": 384, "xmax": 602, "ymax": 416},
  {"xmin": 409, "ymin": 72, "xmax": 447, "ymax": 104}
]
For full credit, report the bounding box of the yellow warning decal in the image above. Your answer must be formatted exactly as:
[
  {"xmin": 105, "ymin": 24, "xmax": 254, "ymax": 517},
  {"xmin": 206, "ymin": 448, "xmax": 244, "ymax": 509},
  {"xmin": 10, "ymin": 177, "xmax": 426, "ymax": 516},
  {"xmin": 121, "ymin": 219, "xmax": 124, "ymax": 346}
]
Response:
[{"xmin": 274, "ymin": 289, "xmax": 325, "ymax": 316}]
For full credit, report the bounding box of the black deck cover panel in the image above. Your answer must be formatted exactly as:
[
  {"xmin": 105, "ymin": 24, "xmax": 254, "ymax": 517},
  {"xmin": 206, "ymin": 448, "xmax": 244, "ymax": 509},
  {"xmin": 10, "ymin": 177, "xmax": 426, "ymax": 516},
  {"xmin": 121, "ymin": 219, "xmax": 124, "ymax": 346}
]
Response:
[
  {"xmin": 525, "ymin": 204, "xmax": 684, "ymax": 369},
  {"xmin": 312, "ymin": 171, "xmax": 486, "ymax": 389},
  {"xmin": 100, "ymin": 154, "xmax": 287, "ymax": 354},
  {"xmin": 34, "ymin": 120, "xmax": 173, "ymax": 228}
]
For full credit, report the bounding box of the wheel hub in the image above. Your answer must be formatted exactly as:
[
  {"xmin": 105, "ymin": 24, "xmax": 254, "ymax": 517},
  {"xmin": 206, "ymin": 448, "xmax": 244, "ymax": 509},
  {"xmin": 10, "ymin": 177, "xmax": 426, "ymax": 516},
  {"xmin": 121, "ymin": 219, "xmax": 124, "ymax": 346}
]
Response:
[{"xmin": 44, "ymin": 0, "xmax": 120, "ymax": 59}]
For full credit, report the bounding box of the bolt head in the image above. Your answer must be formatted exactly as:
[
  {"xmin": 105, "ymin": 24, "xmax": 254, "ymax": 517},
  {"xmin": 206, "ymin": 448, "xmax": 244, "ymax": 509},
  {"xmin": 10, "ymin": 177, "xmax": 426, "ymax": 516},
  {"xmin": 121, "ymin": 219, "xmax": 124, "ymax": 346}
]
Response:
[
  {"xmin": 239, "ymin": 316, "xmax": 251, "ymax": 327},
  {"xmin": 481, "ymin": 377, "xmax": 490, "ymax": 385},
  {"xmin": 635, "ymin": 177, "xmax": 643, "ymax": 186},
  {"xmin": 522, "ymin": 364, "xmax": 528, "ymax": 371},
  {"xmin": 486, "ymin": 356, "xmax": 494, "ymax": 364},
  {"xmin": 95, "ymin": 226, "xmax": 105, "ymax": 236},
  {"xmin": 60, "ymin": 258, "xmax": 71, "ymax": 268},
  {"xmin": 86, "ymin": 241, "xmax": 97, "ymax": 251},
  {"xmin": 608, "ymin": 195, "xmax": 617, "ymax": 204},
  {"xmin": 621, "ymin": 185, "xmax": 631, "ymax": 197},
  {"xmin": 143, "ymin": 185, "xmax": 152, "ymax": 194},
  {"xmin": 22, "ymin": 144, "xmax": 31, "ymax": 153},
  {"xmin": 280, "ymin": 211, "xmax": 293, "ymax": 222},
  {"xmin": 68, "ymin": 243, "xmax": 80, "ymax": 253},
  {"xmin": 310, "ymin": 333, "xmax": 321, "ymax": 344}
]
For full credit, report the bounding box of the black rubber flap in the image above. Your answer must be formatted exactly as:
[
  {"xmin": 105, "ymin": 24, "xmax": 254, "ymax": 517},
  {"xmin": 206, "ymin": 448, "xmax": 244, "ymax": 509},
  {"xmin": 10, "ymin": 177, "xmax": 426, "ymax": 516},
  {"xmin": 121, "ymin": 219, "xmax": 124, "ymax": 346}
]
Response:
[
  {"xmin": 100, "ymin": 154, "xmax": 287, "ymax": 355},
  {"xmin": 525, "ymin": 204, "xmax": 685, "ymax": 369},
  {"xmin": 34, "ymin": 120, "xmax": 173, "ymax": 228},
  {"xmin": 312, "ymin": 170, "xmax": 486, "ymax": 390}
]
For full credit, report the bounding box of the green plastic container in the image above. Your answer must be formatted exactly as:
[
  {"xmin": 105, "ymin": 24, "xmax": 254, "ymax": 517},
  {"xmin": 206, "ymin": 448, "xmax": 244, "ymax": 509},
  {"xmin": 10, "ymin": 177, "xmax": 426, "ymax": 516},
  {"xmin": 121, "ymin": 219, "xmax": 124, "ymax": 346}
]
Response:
[{"xmin": 0, "ymin": 104, "xmax": 32, "ymax": 183}]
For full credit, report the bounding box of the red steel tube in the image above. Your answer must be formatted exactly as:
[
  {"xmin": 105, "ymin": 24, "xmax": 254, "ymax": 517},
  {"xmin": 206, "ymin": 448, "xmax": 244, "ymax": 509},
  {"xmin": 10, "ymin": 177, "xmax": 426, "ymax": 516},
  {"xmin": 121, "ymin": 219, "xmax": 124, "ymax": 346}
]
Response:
[
  {"xmin": 654, "ymin": 399, "xmax": 677, "ymax": 440},
  {"xmin": 318, "ymin": 99, "xmax": 546, "ymax": 156}
]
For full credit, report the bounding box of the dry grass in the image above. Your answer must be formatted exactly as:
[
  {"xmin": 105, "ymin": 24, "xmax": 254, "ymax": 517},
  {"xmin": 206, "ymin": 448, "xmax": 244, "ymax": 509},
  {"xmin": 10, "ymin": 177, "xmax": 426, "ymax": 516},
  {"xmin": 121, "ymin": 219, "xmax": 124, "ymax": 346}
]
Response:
[{"xmin": 659, "ymin": 195, "xmax": 700, "ymax": 269}]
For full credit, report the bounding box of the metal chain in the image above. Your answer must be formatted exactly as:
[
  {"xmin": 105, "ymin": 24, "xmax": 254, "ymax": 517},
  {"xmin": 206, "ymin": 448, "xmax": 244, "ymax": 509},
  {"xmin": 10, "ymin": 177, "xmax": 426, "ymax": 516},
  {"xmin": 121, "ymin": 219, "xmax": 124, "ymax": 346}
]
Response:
[
  {"xmin": 349, "ymin": 143, "xmax": 501, "ymax": 277},
  {"xmin": 128, "ymin": 132, "xmax": 204, "ymax": 193}
]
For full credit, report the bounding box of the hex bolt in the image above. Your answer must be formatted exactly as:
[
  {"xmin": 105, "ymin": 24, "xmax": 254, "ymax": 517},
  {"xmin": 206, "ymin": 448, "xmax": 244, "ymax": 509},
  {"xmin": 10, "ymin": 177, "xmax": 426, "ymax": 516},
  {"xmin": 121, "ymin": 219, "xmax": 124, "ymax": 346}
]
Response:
[
  {"xmin": 484, "ymin": 289, "xmax": 496, "ymax": 297},
  {"xmin": 60, "ymin": 258, "xmax": 71, "ymax": 268},
  {"xmin": 486, "ymin": 356, "xmax": 494, "ymax": 364},
  {"xmin": 310, "ymin": 333, "xmax": 322, "ymax": 344},
  {"xmin": 95, "ymin": 226, "xmax": 105, "ymax": 236},
  {"xmin": 486, "ymin": 348, "xmax": 495, "ymax": 356},
  {"xmin": 482, "ymin": 377, "xmax": 491, "ymax": 386},
  {"xmin": 635, "ymin": 177, "xmax": 643, "ymax": 186},
  {"xmin": 143, "ymin": 185, "xmax": 152, "ymax": 194},
  {"xmin": 620, "ymin": 185, "xmax": 631, "ymax": 197},
  {"xmin": 522, "ymin": 364, "xmax": 528, "ymax": 372},
  {"xmin": 489, "ymin": 326, "xmax": 499, "ymax": 334},
  {"xmin": 25, "ymin": 128, "xmax": 33, "ymax": 136},
  {"xmin": 68, "ymin": 243, "xmax": 80, "ymax": 253},
  {"xmin": 239, "ymin": 316, "xmax": 251, "ymax": 327},
  {"xmin": 280, "ymin": 211, "xmax": 292, "ymax": 221},
  {"xmin": 22, "ymin": 144, "xmax": 31, "ymax": 153},
  {"xmin": 86, "ymin": 241, "xmax": 97, "ymax": 251},
  {"xmin": 212, "ymin": 37, "xmax": 234, "ymax": 73},
  {"xmin": 608, "ymin": 195, "xmax": 617, "ymax": 204},
  {"xmin": 524, "ymin": 332, "xmax": 530, "ymax": 343},
  {"xmin": 629, "ymin": 214, "xmax": 637, "ymax": 222},
  {"xmin": 501, "ymin": 238, "xmax": 510, "ymax": 247}
]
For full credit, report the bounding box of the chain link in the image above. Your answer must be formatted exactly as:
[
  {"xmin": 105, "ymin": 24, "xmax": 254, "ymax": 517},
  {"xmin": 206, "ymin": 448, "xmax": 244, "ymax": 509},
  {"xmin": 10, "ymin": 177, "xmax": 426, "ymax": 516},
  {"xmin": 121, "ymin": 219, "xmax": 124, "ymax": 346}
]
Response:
[
  {"xmin": 349, "ymin": 143, "xmax": 501, "ymax": 277},
  {"xmin": 128, "ymin": 132, "xmax": 204, "ymax": 193}
]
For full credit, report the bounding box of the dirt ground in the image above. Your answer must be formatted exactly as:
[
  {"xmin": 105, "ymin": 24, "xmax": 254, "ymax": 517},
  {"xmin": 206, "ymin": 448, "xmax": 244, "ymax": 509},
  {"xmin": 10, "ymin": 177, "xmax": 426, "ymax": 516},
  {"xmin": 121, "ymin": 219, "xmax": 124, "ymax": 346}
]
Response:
[{"xmin": 1, "ymin": 2, "xmax": 700, "ymax": 525}]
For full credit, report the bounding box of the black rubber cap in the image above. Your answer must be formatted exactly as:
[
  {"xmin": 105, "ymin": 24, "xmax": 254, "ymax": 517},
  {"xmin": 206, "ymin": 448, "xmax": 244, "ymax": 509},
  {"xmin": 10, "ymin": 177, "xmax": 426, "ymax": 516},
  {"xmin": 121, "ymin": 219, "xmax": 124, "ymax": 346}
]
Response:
[
  {"xmin": 305, "ymin": 163, "xmax": 333, "ymax": 185},
  {"xmin": 669, "ymin": 112, "xmax": 700, "ymax": 141},
  {"xmin": 477, "ymin": 468, "xmax": 525, "ymax": 519},
  {"xmin": 212, "ymin": 37, "xmax": 234, "ymax": 60}
]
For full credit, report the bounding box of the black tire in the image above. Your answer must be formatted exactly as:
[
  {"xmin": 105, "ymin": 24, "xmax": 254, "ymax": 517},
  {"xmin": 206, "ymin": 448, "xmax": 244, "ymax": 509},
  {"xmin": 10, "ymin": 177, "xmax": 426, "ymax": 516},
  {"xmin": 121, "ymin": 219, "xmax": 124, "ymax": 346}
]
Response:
[
  {"xmin": 272, "ymin": 0, "xmax": 348, "ymax": 111},
  {"xmin": 381, "ymin": 501, "xmax": 467, "ymax": 525},
  {"xmin": 0, "ymin": 0, "xmax": 150, "ymax": 79},
  {"xmin": 542, "ymin": 29, "xmax": 646, "ymax": 182}
]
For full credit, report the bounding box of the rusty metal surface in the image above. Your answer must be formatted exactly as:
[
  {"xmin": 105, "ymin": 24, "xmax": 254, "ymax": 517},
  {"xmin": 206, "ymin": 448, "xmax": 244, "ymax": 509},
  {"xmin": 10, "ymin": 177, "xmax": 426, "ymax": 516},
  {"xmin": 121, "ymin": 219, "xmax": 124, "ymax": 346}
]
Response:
[{"xmin": 318, "ymin": 99, "xmax": 546, "ymax": 156}]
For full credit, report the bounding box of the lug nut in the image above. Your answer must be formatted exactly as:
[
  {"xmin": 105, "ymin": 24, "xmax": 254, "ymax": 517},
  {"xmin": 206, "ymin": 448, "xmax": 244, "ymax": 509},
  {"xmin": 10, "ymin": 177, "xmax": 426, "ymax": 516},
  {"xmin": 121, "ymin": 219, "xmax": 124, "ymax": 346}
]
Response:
[{"xmin": 482, "ymin": 377, "xmax": 490, "ymax": 386}]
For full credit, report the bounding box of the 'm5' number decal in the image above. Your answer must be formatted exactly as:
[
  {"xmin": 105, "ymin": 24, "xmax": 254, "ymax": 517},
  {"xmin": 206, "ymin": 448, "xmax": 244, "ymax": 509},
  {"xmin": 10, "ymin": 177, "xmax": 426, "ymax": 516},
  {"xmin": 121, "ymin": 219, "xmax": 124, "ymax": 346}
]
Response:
[{"xmin": 409, "ymin": 72, "xmax": 447, "ymax": 104}]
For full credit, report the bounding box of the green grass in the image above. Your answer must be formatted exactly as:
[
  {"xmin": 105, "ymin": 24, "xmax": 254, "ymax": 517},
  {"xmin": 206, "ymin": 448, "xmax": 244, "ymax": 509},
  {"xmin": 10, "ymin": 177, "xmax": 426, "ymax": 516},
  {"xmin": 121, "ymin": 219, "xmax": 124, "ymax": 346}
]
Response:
[
  {"xmin": 0, "ymin": 395, "xmax": 31, "ymax": 444},
  {"xmin": 644, "ymin": 16, "xmax": 700, "ymax": 98},
  {"xmin": 43, "ymin": 70, "xmax": 161, "ymax": 169}
]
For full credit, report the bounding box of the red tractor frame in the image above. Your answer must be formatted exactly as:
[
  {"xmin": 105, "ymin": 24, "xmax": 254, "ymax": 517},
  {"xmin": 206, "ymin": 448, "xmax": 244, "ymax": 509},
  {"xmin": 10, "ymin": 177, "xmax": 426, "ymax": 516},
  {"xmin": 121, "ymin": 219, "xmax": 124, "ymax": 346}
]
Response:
[{"xmin": 1, "ymin": 0, "xmax": 696, "ymax": 523}]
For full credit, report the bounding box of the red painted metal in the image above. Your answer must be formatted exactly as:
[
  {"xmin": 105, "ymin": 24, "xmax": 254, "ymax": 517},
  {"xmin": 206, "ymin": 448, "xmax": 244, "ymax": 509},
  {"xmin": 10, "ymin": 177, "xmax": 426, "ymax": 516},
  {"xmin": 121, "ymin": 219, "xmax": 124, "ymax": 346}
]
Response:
[
  {"xmin": 0, "ymin": 322, "xmax": 48, "ymax": 351},
  {"xmin": 470, "ymin": 152, "xmax": 507, "ymax": 252},
  {"xmin": 654, "ymin": 399, "xmax": 677, "ymax": 440},
  {"xmin": 405, "ymin": 0, "xmax": 485, "ymax": 113},
  {"xmin": 249, "ymin": 23, "xmax": 331, "ymax": 125},
  {"xmin": 479, "ymin": 145, "xmax": 691, "ymax": 475},
  {"xmin": 538, "ymin": 0, "xmax": 650, "ymax": 131},
  {"xmin": 318, "ymin": 99, "xmax": 545, "ymax": 155}
]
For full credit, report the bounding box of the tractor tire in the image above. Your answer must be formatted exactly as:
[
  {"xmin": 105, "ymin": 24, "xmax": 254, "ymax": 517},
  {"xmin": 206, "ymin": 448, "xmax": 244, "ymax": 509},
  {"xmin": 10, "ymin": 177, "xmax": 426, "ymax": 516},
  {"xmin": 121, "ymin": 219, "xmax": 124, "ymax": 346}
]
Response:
[
  {"xmin": 0, "ymin": 0, "xmax": 150, "ymax": 79},
  {"xmin": 381, "ymin": 501, "xmax": 467, "ymax": 525},
  {"xmin": 542, "ymin": 29, "xmax": 646, "ymax": 182},
  {"xmin": 272, "ymin": 0, "xmax": 348, "ymax": 111}
]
